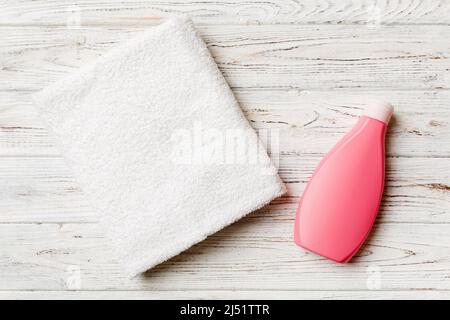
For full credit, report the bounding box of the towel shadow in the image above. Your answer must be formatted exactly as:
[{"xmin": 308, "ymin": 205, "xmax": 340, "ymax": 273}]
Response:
[{"xmin": 141, "ymin": 200, "xmax": 286, "ymax": 279}]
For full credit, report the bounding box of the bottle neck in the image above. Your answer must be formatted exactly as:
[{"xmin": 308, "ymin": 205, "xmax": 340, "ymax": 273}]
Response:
[{"xmin": 361, "ymin": 102, "xmax": 393, "ymax": 124}]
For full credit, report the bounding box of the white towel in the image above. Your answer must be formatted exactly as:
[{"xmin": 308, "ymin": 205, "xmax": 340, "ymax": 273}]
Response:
[{"xmin": 33, "ymin": 16, "xmax": 286, "ymax": 276}]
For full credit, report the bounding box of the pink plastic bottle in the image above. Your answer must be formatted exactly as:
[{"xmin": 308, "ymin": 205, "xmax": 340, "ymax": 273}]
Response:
[{"xmin": 294, "ymin": 101, "xmax": 394, "ymax": 263}]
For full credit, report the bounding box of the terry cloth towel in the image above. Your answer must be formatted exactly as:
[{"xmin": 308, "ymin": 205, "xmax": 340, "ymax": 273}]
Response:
[{"xmin": 33, "ymin": 16, "xmax": 286, "ymax": 276}]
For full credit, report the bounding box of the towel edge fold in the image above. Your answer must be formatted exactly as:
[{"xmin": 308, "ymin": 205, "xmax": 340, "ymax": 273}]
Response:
[{"xmin": 125, "ymin": 181, "xmax": 287, "ymax": 278}]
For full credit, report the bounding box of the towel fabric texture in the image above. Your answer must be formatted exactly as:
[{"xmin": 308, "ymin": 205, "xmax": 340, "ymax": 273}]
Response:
[{"xmin": 33, "ymin": 17, "xmax": 286, "ymax": 276}]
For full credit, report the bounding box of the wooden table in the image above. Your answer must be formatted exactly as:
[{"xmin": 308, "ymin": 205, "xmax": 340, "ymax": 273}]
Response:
[{"xmin": 1, "ymin": 0, "xmax": 449, "ymax": 299}]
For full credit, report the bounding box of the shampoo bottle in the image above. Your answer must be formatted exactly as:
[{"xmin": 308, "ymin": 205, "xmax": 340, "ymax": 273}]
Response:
[{"xmin": 294, "ymin": 101, "xmax": 394, "ymax": 262}]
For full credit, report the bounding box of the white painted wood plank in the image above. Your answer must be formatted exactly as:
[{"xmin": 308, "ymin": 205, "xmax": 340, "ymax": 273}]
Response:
[
  {"xmin": 0, "ymin": 0, "xmax": 448, "ymax": 298},
  {"xmin": 1, "ymin": 222, "xmax": 450, "ymax": 290},
  {"xmin": 1, "ymin": 25, "xmax": 449, "ymax": 91},
  {"xmin": 1, "ymin": 90, "xmax": 449, "ymax": 158},
  {"xmin": 0, "ymin": 156, "xmax": 448, "ymax": 223},
  {"xmin": 1, "ymin": 0, "xmax": 450, "ymax": 26},
  {"xmin": 0, "ymin": 156, "xmax": 94, "ymax": 223},
  {"xmin": 1, "ymin": 290, "xmax": 449, "ymax": 300}
]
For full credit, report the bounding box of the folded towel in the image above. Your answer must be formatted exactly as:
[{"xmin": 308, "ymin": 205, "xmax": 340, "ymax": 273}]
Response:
[{"xmin": 33, "ymin": 16, "xmax": 286, "ymax": 276}]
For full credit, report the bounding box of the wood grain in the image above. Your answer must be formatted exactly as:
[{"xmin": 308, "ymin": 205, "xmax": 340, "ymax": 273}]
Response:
[
  {"xmin": 1, "ymin": 89, "xmax": 449, "ymax": 157},
  {"xmin": 0, "ymin": 25, "xmax": 449, "ymax": 91},
  {"xmin": 0, "ymin": 156, "xmax": 448, "ymax": 223},
  {"xmin": 1, "ymin": 290, "xmax": 449, "ymax": 300},
  {"xmin": 1, "ymin": 0, "xmax": 450, "ymax": 299},
  {"xmin": 1, "ymin": 0, "xmax": 450, "ymax": 26},
  {"xmin": 1, "ymin": 222, "xmax": 450, "ymax": 290}
]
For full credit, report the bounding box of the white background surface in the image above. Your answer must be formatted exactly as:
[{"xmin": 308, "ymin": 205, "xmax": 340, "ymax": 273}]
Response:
[{"xmin": 0, "ymin": 0, "xmax": 449, "ymax": 299}]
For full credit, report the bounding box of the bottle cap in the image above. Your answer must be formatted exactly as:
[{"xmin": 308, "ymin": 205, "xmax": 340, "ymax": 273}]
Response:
[{"xmin": 362, "ymin": 100, "xmax": 394, "ymax": 124}]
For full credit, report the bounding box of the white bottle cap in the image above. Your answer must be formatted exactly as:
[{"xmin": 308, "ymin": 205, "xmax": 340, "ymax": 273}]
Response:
[{"xmin": 362, "ymin": 100, "xmax": 394, "ymax": 124}]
